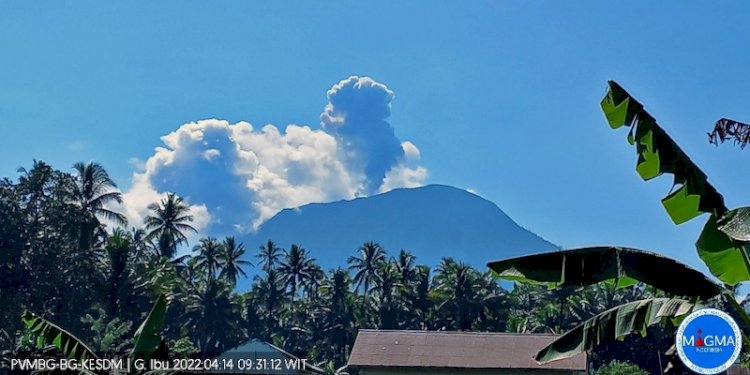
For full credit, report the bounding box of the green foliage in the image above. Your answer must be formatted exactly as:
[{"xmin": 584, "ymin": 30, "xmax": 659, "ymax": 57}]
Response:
[
  {"xmin": 488, "ymin": 246, "xmax": 722, "ymax": 299},
  {"xmin": 81, "ymin": 308, "xmax": 133, "ymax": 353},
  {"xmin": 14, "ymin": 329, "xmax": 38, "ymax": 351},
  {"xmin": 602, "ymin": 80, "xmax": 750, "ymax": 285},
  {"xmin": 220, "ymin": 236, "xmax": 253, "ymax": 287},
  {"xmin": 348, "ymin": 241, "xmax": 387, "ymax": 299},
  {"xmin": 484, "ymin": 81, "xmax": 750, "ymax": 368},
  {"xmin": 593, "ymin": 360, "xmax": 648, "ymax": 375},
  {"xmin": 533, "ymin": 298, "xmax": 696, "ymax": 363},
  {"xmin": 72, "ymin": 161, "xmax": 127, "ymax": 227},
  {"xmin": 170, "ymin": 337, "xmax": 199, "ymax": 358},
  {"xmin": 145, "ymin": 192, "xmax": 197, "ymax": 258},
  {"xmin": 323, "ymin": 360, "xmax": 336, "ymax": 375},
  {"xmin": 131, "ymin": 294, "xmax": 167, "ymax": 359},
  {"xmin": 22, "ymin": 311, "xmax": 98, "ymax": 361},
  {"xmin": 279, "ymin": 244, "xmax": 317, "ymax": 302},
  {"xmin": 696, "ymin": 215, "xmax": 750, "ymax": 285},
  {"xmin": 23, "ymin": 293, "xmax": 169, "ymax": 375},
  {"xmin": 2, "ymin": 159, "xmax": 683, "ymax": 370}
]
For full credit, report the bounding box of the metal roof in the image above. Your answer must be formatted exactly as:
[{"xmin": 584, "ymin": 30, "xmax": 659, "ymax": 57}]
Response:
[
  {"xmin": 729, "ymin": 365, "xmax": 750, "ymax": 375},
  {"xmin": 212, "ymin": 339, "xmax": 324, "ymax": 374},
  {"xmin": 348, "ymin": 329, "xmax": 587, "ymax": 371}
]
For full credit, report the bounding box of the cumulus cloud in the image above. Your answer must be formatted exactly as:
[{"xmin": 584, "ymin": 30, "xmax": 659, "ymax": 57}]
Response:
[
  {"xmin": 121, "ymin": 76, "xmax": 427, "ymax": 235},
  {"xmin": 379, "ymin": 141, "xmax": 428, "ymax": 193},
  {"xmin": 321, "ymin": 76, "xmax": 405, "ymax": 195}
]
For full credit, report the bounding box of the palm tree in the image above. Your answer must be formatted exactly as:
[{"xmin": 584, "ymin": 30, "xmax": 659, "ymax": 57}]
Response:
[
  {"xmin": 130, "ymin": 227, "xmax": 157, "ymax": 260},
  {"xmin": 408, "ymin": 265, "xmax": 432, "ymax": 329},
  {"xmin": 102, "ymin": 228, "xmax": 133, "ymax": 316},
  {"xmin": 19, "ymin": 161, "xmax": 115, "ymax": 327},
  {"xmin": 71, "ymin": 161, "xmax": 127, "ymax": 227},
  {"xmin": 304, "ymin": 263, "xmax": 325, "ymax": 299},
  {"xmin": 257, "ymin": 240, "xmax": 282, "ymax": 272},
  {"xmin": 219, "ymin": 236, "xmax": 253, "ymax": 287},
  {"xmin": 193, "ymin": 237, "xmax": 223, "ymax": 282},
  {"xmin": 433, "ymin": 258, "xmax": 485, "ymax": 330},
  {"xmin": 278, "ymin": 244, "xmax": 316, "ymax": 303},
  {"xmin": 253, "ymin": 268, "xmax": 285, "ymax": 340},
  {"xmin": 348, "ymin": 242, "xmax": 386, "ymax": 304},
  {"xmin": 17, "ymin": 160, "xmax": 55, "ymax": 226},
  {"xmin": 395, "ymin": 249, "xmax": 416, "ymax": 286},
  {"xmin": 71, "ymin": 162, "xmax": 126, "ymax": 282},
  {"xmin": 144, "ymin": 193, "xmax": 197, "ymax": 258},
  {"xmin": 321, "ymin": 268, "xmax": 351, "ymax": 318},
  {"xmin": 564, "ymin": 283, "xmax": 647, "ymax": 329},
  {"xmin": 319, "ymin": 268, "xmax": 354, "ymax": 361},
  {"xmin": 183, "ymin": 279, "xmax": 243, "ymax": 355},
  {"xmin": 372, "ymin": 261, "xmax": 401, "ymax": 329}
]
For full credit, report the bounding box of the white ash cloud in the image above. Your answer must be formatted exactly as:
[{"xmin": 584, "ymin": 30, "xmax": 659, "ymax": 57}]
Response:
[{"xmin": 121, "ymin": 76, "xmax": 427, "ymax": 234}]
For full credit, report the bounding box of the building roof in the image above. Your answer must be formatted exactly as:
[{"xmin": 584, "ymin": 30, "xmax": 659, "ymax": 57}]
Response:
[
  {"xmin": 729, "ymin": 365, "xmax": 750, "ymax": 375},
  {"xmin": 213, "ymin": 339, "xmax": 324, "ymax": 374},
  {"xmin": 347, "ymin": 330, "xmax": 587, "ymax": 371}
]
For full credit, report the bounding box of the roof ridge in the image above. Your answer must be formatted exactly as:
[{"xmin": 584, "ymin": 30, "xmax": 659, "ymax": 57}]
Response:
[{"xmin": 357, "ymin": 329, "xmax": 559, "ymax": 337}]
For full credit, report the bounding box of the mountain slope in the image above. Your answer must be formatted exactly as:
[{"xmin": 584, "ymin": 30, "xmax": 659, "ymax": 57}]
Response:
[{"xmin": 242, "ymin": 184, "xmax": 557, "ymax": 275}]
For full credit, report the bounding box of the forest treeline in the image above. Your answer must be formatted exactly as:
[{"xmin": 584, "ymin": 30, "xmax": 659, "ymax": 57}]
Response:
[{"xmin": 0, "ymin": 161, "xmax": 671, "ymax": 372}]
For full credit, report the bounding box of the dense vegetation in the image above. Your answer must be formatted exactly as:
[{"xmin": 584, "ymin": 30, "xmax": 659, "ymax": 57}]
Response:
[
  {"xmin": 592, "ymin": 360, "xmax": 648, "ymax": 375},
  {"xmin": 0, "ymin": 160, "xmax": 673, "ymax": 371}
]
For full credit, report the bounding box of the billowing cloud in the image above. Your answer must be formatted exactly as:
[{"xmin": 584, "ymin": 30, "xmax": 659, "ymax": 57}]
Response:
[
  {"xmin": 321, "ymin": 76, "xmax": 405, "ymax": 195},
  {"xmin": 121, "ymin": 76, "xmax": 427, "ymax": 235}
]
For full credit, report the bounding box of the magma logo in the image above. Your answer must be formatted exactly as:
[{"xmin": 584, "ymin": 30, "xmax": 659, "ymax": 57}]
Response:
[
  {"xmin": 676, "ymin": 308, "xmax": 742, "ymax": 374},
  {"xmin": 682, "ymin": 329, "xmax": 737, "ymax": 350}
]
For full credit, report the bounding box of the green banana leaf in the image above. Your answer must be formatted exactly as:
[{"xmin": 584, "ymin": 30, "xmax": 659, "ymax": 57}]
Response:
[
  {"xmin": 601, "ymin": 80, "xmax": 725, "ymax": 222},
  {"xmin": 22, "ymin": 311, "xmax": 97, "ymax": 361},
  {"xmin": 487, "ymin": 246, "xmax": 723, "ymax": 299},
  {"xmin": 696, "ymin": 214, "xmax": 750, "ymax": 285},
  {"xmin": 601, "ymin": 81, "xmax": 750, "ymax": 285},
  {"xmin": 533, "ymin": 298, "xmax": 696, "ymax": 363},
  {"xmin": 130, "ymin": 294, "xmax": 167, "ymax": 360}
]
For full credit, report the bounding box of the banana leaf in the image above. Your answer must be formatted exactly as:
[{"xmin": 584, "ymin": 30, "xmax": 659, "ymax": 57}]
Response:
[
  {"xmin": 602, "ymin": 81, "xmax": 725, "ymax": 222},
  {"xmin": 602, "ymin": 81, "xmax": 750, "ymax": 285},
  {"xmin": 130, "ymin": 294, "xmax": 167, "ymax": 360},
  {"xmin": 708, "ymin": 118, "xmax": 750, "ymax": 148},
  {"xmin": 533, "ymin": 297, "xmax": 696, "ymax": 363},
  {"xmin": 22, "ymin": 311, "xmax": 97, "ymax": 361},
  {"xmin": 487, "ymin": 246, "xmax": 723, "ymax": 299},
  {"xmin": 717, "ymin": 207, "xmax": 750, "ymax": 241},
  {"xmin": 696, "ymin": 214, "xmax": 750, "ymax": 285}
]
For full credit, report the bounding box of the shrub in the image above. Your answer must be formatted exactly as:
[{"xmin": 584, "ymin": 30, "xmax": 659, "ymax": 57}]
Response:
[{"xmin": 593, "ymin": 360, "xmax": 648, "ymax": 375}]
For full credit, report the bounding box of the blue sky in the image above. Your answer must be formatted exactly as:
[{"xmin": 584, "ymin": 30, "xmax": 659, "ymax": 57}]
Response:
[{"xmin": 3, "ymin": 1, "xmax": 750, "ymax": 274}]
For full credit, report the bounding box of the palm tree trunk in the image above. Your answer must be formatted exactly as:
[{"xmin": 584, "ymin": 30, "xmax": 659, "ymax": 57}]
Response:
[{"xmin": 290, "ymin": 283, "xmax": 296, "ymax": 313}]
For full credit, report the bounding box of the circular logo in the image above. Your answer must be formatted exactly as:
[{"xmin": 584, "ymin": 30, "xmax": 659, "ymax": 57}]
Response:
[{"xmin": 676, "ymin": 308, "xmax": 742, "ymax": 374}]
